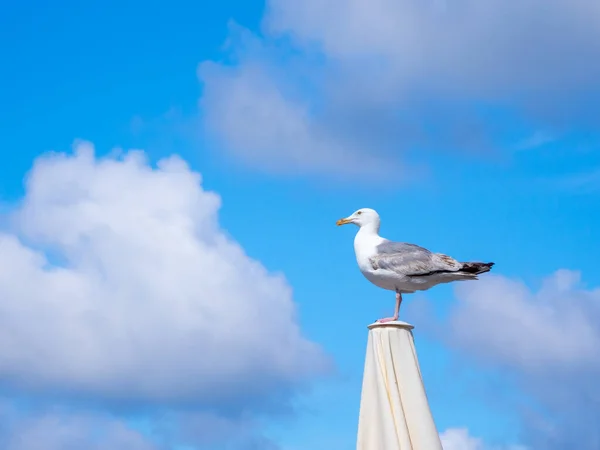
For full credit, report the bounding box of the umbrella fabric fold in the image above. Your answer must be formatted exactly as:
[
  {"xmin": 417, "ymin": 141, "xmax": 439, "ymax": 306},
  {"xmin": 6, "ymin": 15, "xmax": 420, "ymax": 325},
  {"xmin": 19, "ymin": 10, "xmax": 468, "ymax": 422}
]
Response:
[{"xmin": 357, "ymin": 321, "xmax": 442, "ymax": 450}]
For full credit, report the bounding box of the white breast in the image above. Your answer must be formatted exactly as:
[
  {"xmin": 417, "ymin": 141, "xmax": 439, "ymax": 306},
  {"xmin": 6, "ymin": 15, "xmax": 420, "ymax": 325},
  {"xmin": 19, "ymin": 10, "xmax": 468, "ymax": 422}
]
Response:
[
  {"xmin": 353, "ymin": 228, "xmax": 383, "ymax": 272},
  {"xmin": 353, "ymin": 227, "xmax": 404, "ymax": 291}
]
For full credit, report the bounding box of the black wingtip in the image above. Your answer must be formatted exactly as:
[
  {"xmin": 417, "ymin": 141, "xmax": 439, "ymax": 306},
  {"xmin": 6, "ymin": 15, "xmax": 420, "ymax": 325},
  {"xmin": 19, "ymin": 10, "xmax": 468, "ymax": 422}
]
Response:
[
  {"xmin": 461, "ymin": 261, "xmax": 495, "ymax": 275},
  {"xmin": 479, "ymin": 262, "xmax": 495, "ymax": 274}
]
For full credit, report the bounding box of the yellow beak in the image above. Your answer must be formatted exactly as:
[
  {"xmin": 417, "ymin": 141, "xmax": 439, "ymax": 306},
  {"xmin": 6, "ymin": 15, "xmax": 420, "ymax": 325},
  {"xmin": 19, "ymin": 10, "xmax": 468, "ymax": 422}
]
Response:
[{"xmin": 336, "ymin": 217, "xmax": 352, "ymax": 226}]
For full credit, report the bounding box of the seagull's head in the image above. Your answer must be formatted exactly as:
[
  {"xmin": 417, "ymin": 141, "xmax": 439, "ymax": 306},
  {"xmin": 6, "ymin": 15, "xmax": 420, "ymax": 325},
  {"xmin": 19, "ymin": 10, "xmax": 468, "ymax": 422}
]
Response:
[{"xmin": 336, "ymin": 208, "xmax": 380, "ymax": 229}]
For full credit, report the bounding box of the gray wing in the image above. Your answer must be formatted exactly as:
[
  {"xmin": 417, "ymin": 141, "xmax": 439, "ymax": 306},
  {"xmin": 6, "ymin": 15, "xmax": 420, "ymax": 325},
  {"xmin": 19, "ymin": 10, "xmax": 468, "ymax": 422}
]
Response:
[{"xmin": 370, "ymin": 240, "xmax": 462, "ymax": 276}]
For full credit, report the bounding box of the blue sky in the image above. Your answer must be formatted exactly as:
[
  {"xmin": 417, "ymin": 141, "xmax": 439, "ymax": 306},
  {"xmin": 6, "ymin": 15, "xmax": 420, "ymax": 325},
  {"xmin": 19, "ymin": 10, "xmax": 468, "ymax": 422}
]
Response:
[{"xmin": 1, "ymin": 0, "xmax": 599, "ymax": 449}]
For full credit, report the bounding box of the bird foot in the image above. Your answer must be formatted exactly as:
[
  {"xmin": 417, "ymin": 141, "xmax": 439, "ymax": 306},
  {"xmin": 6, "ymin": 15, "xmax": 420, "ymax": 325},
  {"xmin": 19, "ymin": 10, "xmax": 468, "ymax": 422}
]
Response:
[{"xmin": 376, "ymin": 317, "xmax": 398, "ymax": 323}]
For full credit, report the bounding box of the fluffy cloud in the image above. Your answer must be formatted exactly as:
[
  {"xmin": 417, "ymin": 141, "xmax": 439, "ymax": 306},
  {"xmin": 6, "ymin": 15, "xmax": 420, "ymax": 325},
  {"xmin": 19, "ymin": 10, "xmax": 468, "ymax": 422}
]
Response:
[
  {"xmin": 163, "ymin": 411, "xmax": 280, "ymax": 449},
  {"xmin": 200, "ymin": 0, "xmax": 600, "ymax": 177},
  {"xmin": 0, "ymin": 405, "xmax": 156, "ymax": 450},
  {"xmin": 435, "ymin": 270, "xmax": 600, "ymax": 449},
  {"xmin": 447, "ymin": 270, "xmax": 600, "ymax": 373},
  {"xmin": 441, "ymin": 428, "xmax": 484, "ymax": 450},
  {"xmin": 199, "ymin": 59, "xmax": 396, "ymax": 178},
  {"xmin": 266, "ymin": 0, "xmax": 600, "ymax": 93},
  {"xmin": 440, "ymin": 428, "xmax": 526, "ymax": 450},
  {"xmin": 0, "ymin": 142, "xmax": 328, "ymax": 410},
  {"xmin": 0, "ymin": 401, "xmax": 280, "ymax": 450}
]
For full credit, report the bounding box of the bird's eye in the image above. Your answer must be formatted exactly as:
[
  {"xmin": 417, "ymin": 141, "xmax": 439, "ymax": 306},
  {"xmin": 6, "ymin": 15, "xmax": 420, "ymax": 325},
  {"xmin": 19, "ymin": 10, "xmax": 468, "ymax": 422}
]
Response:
[{"xmin": 357, "ymin": 211, "xmax": 362, "ymax": 215}]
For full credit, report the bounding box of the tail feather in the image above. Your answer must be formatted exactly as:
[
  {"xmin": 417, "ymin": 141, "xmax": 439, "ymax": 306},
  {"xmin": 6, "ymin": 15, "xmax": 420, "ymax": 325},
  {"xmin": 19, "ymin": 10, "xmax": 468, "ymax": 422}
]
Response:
[{"xmin": 460, "ymin": 262, "xmax": 495, "ymax": 275}]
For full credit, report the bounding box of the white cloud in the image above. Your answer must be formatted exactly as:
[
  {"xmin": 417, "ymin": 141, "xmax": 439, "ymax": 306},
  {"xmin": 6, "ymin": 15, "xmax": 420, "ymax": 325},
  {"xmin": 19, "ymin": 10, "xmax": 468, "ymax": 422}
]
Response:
[
  {"xmin": 199, "ymin": 58, "xmax": 396, "ymax": 178},
  {"xmin": 441, "ymin": 428, "xmax": 484, "ymax": 450},
  {"xmin": 166, "ymin": 410, "xmax": 280, "ymax": 449},
  {"xmin": 0, "ymin": 405, "xmax": 156, "ymax": 450},
  {"xmin": 447, "ymin": 270, "xmax": 600, "ymax": 373},
  {"xmin": 266, "ymin": 0, "xmax": 600, "ymax": 92},
  {"xmin": 199, "ymin": 0, "xmax": 600, "ymax": 177},
  {"xmin": 0, "ymin": 142, "xmax": 328, "ymax": 408},
  {"xmin": 433, "ymin": 270, "xmax": 600, "ymax": 448},
  {"xmin": 440, "ymin": 428, "xmax": 526, "ymax": 450},
  {"xmin": 0, "ymin": 401, "xmax": 280, "ymax": 450}
]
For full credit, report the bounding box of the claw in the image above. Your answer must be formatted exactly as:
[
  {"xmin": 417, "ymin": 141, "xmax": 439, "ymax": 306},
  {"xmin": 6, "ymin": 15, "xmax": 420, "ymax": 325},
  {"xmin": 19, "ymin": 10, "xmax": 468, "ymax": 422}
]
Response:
[{"xmin": 376, "ymin": 317, "xmax": 397, "ymax": 323}]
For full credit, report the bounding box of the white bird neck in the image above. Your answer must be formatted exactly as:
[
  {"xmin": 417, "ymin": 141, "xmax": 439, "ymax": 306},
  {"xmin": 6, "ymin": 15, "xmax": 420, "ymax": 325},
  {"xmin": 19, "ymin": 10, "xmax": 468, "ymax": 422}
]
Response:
[
  {"xmin": 358, "ymin": 221, "xmax": 380, "ymax": 236},
  {"xmin": 354, "ymin": 223, "xmax": 383, "ymax": 258}
]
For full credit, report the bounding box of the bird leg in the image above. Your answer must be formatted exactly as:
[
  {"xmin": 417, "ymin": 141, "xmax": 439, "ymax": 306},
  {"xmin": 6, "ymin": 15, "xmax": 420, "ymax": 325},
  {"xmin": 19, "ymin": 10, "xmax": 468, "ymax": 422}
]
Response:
[{"xmin": 376, "ymin": 291, "xmax": 402, "ymax": 323}]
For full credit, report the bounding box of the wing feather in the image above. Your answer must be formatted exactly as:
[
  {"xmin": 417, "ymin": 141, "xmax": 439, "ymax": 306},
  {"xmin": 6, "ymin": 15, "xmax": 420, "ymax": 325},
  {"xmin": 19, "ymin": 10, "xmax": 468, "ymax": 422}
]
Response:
[{"xmin": 370, "ymin": 240, "xmax": 462, "ymax": 276}]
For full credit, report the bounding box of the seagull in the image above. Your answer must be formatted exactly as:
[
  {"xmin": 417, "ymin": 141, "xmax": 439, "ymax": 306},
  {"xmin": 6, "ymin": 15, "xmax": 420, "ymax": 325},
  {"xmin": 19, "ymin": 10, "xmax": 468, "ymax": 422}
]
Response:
[{"xmin": 336, "ymin": 208, "xmax": 494, "ymax": 323}]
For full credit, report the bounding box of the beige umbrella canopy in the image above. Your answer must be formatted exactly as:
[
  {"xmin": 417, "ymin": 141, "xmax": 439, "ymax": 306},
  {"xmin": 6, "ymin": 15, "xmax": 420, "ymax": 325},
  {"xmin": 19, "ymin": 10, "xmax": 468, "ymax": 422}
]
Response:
[{"xmin": 356, "ymin": 321, "xmax": 443, "ymax": 450}]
